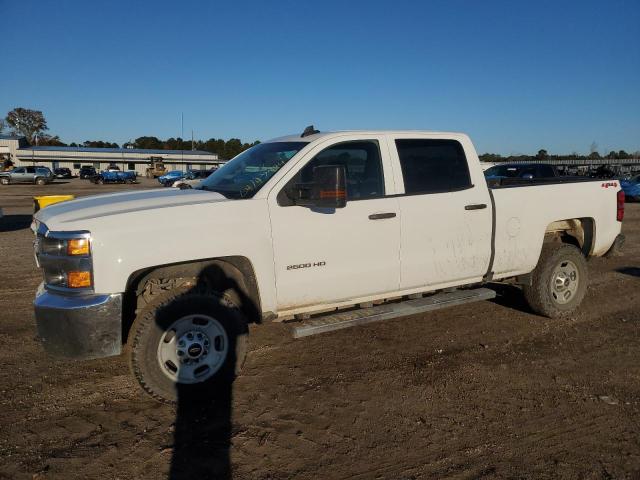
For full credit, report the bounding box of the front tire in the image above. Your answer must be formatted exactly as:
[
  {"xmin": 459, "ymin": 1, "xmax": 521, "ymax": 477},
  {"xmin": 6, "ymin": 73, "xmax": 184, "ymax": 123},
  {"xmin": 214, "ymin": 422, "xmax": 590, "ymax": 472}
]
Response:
[
  {"xmin": 36, "ymin": 178, "xmax": 46, "ymax": 185},
  {"xmin": 0, "ymin": 177, "xmax": 9, "ymax": 185},
  {"xmin": 523, "ymin": 243, "xmax": 588, "ymax": 318},
  {"xmin": 129, "ymin": 289, "xmax": 248, "ymax": 404}
]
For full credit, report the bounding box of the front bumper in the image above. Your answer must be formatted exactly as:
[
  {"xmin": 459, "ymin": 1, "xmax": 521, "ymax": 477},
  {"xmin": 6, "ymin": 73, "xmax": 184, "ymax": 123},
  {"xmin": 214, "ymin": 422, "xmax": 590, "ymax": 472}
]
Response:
[{"xmin": 34, "ymin": 286, "xmax": 123, "ymax": 359}]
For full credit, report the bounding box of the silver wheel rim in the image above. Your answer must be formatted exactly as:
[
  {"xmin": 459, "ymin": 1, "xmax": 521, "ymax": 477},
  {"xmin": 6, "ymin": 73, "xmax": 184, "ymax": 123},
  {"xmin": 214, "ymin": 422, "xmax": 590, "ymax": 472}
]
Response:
[
  {"xmin": 157, "ymin": 314, "xmax": 229, "ymax": 384},
  {"xmin": 550, "ymin": 259, "xmax": 579, "ymax": 305}
]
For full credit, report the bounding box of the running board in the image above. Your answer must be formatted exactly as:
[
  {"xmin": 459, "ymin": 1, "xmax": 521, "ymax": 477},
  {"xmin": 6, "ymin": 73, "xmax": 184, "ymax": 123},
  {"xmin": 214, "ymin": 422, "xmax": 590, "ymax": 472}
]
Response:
[{"xmin": 292, "ymin": 288, "xmax": 496, "ymax": 339}]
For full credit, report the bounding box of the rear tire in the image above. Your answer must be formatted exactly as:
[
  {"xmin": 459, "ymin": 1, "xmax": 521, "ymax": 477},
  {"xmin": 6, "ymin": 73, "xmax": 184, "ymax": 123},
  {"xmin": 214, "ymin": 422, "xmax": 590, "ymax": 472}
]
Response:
[
  {"xmin": 0, "ymin": 177, "xmax": 9, "ymax": 185},
  {"xmin": 523, "ymin": 243, "xmax": 588, "ymax": 318},
  {"xmin": 129, "ymin": 288, "xmax": 248, "ymax": 404}
]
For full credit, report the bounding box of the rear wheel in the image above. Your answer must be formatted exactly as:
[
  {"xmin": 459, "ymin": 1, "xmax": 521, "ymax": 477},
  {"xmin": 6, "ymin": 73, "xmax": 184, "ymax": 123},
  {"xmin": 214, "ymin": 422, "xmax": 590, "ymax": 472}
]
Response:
[
  {"xmin": 0, "ymin": 177, "xmax": 9, "ymax": 185},
  {"xmin": 129, "ymin": 288, "xmax": 248, "ymax": 404},
  {"xmin": 523, "ymin": 243, "xmax": 588, "ymax": 318}
]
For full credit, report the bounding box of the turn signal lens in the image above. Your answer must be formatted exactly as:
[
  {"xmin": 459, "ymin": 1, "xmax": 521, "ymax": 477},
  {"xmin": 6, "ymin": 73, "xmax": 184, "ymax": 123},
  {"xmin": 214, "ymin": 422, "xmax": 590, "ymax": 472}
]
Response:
[
  {"xmin": 67, "ymin": 238, "xmax": 90, "ymax": 256},
  {"xmin": 67, "ymin": 271, "xmax": 92, "ymax": 288}
]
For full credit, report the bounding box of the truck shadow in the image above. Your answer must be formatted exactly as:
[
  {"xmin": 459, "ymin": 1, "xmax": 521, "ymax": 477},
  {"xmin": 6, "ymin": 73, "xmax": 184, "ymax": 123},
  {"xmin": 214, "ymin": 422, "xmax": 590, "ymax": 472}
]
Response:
[
  {"xmin": 0, "ymin": 214, "xmax": 33, "ymax": 232},
  {"xmin": 616, "ymin": 267, "xmax": 640, "ymax": 278},
  {"xmin": 153, "ymin": 265, "xmax": 254, "ymax": 479},
  {"xmin": 486, "ymin": 283, "xmax": 534, "ymax": 315}
]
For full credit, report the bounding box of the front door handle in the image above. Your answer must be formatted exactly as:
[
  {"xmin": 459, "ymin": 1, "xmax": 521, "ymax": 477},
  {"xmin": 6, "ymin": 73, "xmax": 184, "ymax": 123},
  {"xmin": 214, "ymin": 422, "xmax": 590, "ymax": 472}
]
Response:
[
  {"xmin": 368, "ymin": 212, "xmax": 397, "ymax": 220},
  {"xmin": 464, "ymin": 204, "xmax": 487, "ymax": 211}
]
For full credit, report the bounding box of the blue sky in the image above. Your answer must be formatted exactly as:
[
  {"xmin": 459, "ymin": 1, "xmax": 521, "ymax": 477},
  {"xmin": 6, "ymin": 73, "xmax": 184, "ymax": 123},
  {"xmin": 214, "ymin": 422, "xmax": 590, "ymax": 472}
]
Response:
[{"xmin": 1, "ymin": 0, "xmax": 638, "ymax": 155}]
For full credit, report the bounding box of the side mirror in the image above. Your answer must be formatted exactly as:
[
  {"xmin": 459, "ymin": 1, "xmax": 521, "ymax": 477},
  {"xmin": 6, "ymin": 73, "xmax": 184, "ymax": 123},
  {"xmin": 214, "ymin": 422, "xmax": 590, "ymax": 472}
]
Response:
[
  {"xmin": 289, "ymin": 164, "xmax": 347, "ymax": 209},
  {"xmin": 310, "ymin": 165, "xmax": 347, "ymax": 208}
]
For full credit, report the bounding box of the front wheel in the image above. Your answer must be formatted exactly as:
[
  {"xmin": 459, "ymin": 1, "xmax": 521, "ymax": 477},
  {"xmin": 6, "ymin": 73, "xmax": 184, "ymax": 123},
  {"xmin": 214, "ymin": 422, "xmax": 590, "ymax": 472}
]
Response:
[
  {"xmin": 0, "ymin": 177, "xmax": 9, "ymax": 185},
  {"xmin": 35, "ymin": 178, "xmax": 46, "ymax": 185},
  {"xmin": 129, "ymin": 289, "xmax": 248, "ymax": 404},
  {"xmin": 523, "ymin": 243, "xmax": 588, "ymax": 318}
]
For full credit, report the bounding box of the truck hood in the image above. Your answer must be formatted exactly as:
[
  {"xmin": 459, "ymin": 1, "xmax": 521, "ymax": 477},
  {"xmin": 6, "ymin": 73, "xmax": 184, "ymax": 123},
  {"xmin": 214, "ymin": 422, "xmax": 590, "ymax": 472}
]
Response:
[{"xmin": 35, "ymin": 188, "xmax": 228, "ymax": 230}]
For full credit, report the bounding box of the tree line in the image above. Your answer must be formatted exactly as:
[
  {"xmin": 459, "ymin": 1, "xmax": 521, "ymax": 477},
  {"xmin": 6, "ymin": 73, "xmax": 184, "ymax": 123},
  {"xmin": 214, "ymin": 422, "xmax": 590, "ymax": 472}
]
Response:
[
  {"xmin": 480, "ymin": 147, "xmax": 640, "ymax": 163},
  {"xmin": 1, "ymin": 107, "xmax": 259, "ymax": 160},
  {"xmin": 2, "ymin": 107, "xmax": 638, "ymax": 161}
]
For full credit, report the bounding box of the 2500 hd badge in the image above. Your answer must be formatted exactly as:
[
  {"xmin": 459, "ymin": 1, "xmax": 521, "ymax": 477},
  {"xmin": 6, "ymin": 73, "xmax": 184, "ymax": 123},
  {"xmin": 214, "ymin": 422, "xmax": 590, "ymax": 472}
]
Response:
[{"xmin": 287, "ymin": 261, "xmax": 326, "ymax": 270}]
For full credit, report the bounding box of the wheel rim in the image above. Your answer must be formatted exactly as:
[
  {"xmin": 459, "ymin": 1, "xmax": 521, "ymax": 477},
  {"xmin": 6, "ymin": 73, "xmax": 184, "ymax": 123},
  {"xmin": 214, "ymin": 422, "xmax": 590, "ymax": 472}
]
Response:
[
  {"xmin": 157, "ymin": 314, "xmax": 229, "ymax": 384},
  {"xmin": 550, "ymin": 259, "xmax": 580, "ymax": 305}
]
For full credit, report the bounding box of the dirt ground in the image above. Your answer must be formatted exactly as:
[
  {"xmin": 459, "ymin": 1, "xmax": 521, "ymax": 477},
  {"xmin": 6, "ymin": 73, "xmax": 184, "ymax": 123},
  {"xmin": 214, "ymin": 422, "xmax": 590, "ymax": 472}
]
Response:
[{"xmin": 0, "ymin": 178, "xmax": 639, "ymax": 479}]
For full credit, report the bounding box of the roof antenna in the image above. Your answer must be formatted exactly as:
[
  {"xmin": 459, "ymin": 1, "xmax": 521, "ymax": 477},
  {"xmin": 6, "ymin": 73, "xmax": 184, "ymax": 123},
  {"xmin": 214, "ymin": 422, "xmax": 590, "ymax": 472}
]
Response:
[{"xmin": 301, "ymin": 125, "xmax": 319, "ymax": 137}]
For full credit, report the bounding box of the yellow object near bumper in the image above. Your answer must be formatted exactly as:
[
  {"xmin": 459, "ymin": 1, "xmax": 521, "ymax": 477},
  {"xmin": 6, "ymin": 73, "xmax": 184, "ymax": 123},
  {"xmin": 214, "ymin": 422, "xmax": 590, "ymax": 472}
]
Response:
[{"xmin": 33, "ymin": 195, "xmax": 75, "ymax": 213}]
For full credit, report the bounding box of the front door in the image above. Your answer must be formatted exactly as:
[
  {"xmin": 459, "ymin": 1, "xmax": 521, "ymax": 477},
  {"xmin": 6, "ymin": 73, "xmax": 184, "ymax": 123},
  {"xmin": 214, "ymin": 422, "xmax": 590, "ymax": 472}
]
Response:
[
  {"xmin": 12, "ymin": 167, "xmax": 27, "ymax": 183},
  {"xmin": 268, "ymin": 136, "xmax": 401, "ymax": 312}
]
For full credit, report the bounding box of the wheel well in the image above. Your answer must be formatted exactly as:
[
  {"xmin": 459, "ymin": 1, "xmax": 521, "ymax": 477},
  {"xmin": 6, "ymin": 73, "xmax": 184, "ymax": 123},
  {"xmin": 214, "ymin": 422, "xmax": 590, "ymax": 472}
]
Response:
[
  {"xmin": 122, "ymin": 256, "xmax": 262, "ymax": 344},
  {"xmin": 544, "ymin": 217, "xmax": 594, "ymax": 256}
]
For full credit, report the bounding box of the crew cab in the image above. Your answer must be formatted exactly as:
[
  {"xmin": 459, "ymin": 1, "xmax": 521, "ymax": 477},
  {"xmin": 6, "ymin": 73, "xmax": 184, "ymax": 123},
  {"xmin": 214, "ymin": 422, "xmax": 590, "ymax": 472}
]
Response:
[{"xmin": 32, "ymin": 128, "xmax": 625, "ymax": 403}]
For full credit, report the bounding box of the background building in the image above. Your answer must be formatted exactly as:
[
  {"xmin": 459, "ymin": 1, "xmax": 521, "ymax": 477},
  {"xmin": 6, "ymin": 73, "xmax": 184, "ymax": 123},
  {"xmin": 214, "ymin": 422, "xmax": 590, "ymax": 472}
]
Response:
[{"xmin": 0, "ymin": 135, "xmax": 224, "ymax": 176}]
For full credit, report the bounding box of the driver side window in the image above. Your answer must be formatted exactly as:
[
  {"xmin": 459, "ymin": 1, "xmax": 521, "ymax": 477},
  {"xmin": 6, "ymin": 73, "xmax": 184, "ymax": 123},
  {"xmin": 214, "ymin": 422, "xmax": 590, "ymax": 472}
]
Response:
[{"xmin": 284, "ymin": 140, "xmax": 385, "ymax": 204}]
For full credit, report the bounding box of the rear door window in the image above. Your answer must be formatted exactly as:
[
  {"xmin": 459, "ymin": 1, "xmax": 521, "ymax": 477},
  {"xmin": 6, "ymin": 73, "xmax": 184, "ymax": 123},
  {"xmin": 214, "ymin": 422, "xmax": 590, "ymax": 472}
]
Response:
[{"xmin": 395, "ymin": 139, "xmax": 472, "ymax": 194}]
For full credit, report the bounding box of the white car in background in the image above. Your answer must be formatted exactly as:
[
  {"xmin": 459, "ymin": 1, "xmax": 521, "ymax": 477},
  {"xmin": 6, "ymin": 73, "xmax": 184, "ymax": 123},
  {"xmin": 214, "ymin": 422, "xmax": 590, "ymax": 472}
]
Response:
[{"xmin": 172, "ymin": 169, "xmax": 215, "ymax": 189}]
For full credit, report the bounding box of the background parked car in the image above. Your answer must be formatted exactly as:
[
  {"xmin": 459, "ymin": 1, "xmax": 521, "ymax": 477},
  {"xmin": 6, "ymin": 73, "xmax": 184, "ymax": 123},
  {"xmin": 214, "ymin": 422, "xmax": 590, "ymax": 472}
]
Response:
[
  {"xmin": 484, "ymin": 163, "xmax": 559, "ymax": 180},
  {"xmin": 91, "ymin": 170, "xmax": 137, "ymax": 184},
  {"xmin": 158, "ymin": 170, "xmax": 184, "ymax": 186},
  {"xmin": 621, "ymin": 174, "xmax": 640, "ymax": 201},
  {"xmin": 171, "ymin": 169, "xmax": 214, "ymax": 189},
  {"xmin": 79, "ymin": 165, "xmax": 97, "ymax": 179},
  {"xmin": 53, "ymin": 167, "xmax": 73, "ymax": 179},
  {"xmin": 0, "ymin": 166, "xmax": 54, "ymax": 185}
]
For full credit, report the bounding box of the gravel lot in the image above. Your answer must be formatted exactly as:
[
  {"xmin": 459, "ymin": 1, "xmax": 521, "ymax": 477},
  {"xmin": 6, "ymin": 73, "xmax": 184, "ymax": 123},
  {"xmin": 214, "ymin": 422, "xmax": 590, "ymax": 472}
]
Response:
[{"xmin": 0, "ymin": 179, "xmax": 639, "ymax": 479}]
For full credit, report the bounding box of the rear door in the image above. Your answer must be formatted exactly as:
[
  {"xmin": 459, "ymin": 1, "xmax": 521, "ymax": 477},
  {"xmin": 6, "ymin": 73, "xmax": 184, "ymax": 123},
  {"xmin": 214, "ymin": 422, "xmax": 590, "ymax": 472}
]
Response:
[
  {"xmin": 25, "ymin": 166, "xmax": 36, "ymax": 183},
  {"xmin": 268, "ymin": 135, "xmax": 401, "ymax": 311},
  {"xmin": 389, "ymin": 135, "xmax": 493, "ymax": 289}
]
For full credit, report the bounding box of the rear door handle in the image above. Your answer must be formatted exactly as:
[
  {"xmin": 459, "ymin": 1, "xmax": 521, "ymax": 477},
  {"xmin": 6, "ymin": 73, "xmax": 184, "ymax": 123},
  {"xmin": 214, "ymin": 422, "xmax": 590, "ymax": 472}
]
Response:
[
  {"xmin": 368, "ymin": 212, "xmax": 397, "ymax": 220},
  {"xmin": 464, "ymin": 204, "xmax": 487, "ymax": 211}
]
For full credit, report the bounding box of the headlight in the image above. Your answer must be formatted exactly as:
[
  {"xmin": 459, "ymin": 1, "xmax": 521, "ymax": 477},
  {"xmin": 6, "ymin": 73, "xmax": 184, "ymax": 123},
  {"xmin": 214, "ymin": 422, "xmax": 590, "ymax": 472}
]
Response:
[{"xmin": 35, "ymin": 225, "xmax": 93, "ymax": 291}]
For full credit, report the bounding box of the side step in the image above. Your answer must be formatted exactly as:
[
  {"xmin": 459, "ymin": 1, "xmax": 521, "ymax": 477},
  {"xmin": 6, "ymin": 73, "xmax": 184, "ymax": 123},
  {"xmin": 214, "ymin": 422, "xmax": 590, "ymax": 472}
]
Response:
[{"xmin": 292, "ymin": 288, "xmax": 496, "ymax": 338}]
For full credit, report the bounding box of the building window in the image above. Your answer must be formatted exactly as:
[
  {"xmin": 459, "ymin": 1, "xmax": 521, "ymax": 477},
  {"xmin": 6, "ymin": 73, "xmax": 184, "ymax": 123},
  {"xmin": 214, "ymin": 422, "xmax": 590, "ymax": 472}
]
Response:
[
  {"xmin": 127, "ymin": 162, "xmax": 135, "ymax": 170},
  {"xmin": 73, "ymin": 163, "xmax": 81, "ymax": 169}
]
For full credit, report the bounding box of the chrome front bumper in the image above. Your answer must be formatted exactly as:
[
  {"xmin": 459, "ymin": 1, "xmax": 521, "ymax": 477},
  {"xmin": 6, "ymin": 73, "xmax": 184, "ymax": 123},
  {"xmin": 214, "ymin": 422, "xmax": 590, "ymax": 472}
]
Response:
[{"xmin": 34, "ymin": 285, "xmax": 123, "ymax": 359}]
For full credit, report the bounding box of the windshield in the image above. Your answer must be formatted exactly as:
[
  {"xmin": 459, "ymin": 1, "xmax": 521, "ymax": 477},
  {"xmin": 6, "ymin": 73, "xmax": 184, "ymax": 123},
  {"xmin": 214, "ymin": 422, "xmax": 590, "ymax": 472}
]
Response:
[{"xmin": 199, "ymin": 141, "xmax": 307, "ymax": 198}]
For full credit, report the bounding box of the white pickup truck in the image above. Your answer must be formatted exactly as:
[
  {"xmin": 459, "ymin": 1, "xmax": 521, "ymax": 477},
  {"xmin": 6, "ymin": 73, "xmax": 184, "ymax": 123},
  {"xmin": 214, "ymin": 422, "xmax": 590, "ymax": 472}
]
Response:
[{"xmin": 32, "ymin": 128, "xmax": 625, "ymax": 403}]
